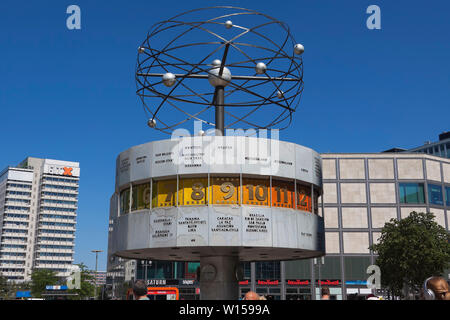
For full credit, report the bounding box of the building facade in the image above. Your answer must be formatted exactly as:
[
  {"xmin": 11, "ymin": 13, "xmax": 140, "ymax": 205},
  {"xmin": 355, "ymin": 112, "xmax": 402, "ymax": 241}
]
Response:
[
  {"xmin": 0, "ymin": 157, "xmax": 80, "ymax": 282},
  {"xmin": 406, "ymin": 131, "xmax": 450, "ymax": 158},
  {"xmin": 107, "ymin": 152, "xmax": 450, "ymax": 300}
]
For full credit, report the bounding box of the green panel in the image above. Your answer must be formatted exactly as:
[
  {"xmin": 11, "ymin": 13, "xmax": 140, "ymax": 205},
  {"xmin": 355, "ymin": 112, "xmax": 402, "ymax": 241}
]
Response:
[
  {"xmin": 285, "ymin": 259, "xmax": 311, "ymax": 279},
  {"xmin": 319, "ymin": 257, "xmax": 341, "ymax": 279},
  {"xmin": 344, "ymin": 256, "xmax": 371, "ymax": 281}
]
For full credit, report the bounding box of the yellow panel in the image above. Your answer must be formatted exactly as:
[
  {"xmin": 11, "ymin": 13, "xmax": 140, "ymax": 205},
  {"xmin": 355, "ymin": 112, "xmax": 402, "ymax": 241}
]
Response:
[
  {"xmin": 152, "ymin": 179, "xmax": 178, "ymax": 208},
  {"xmin": 211, "ymin": 177, "xmax": 240, "ymax": 205},
  {"xmin": 241, "ymin": 178, "xmax": 270, "ymax": 206},
  {"xmin": 179, "ymin": 178, "xmax": 208, "ymax": 206}
]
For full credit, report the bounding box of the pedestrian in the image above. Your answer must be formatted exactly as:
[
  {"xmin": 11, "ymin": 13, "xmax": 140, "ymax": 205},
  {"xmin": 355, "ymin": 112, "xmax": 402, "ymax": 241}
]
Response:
[
  {"xmin": 132, "ymin": 280, "xmax": 149, "ymax": 300},
  {"xmin": 423, "ymin": 276, "xmax": 450, "ymax": 300},
  {"xmin": 243, "ymin": 291, "xmax": 260, "ymax": 300},
  {"xmin": 320, "ymin": 287, "xmax": 330, "ymax": 300}
]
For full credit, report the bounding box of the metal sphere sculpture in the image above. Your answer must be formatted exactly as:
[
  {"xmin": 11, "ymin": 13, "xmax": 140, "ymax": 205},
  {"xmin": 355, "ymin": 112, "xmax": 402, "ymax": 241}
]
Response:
[{"xmin": 136, "ymin": 6, "xmax": 304, "ymax": 134}]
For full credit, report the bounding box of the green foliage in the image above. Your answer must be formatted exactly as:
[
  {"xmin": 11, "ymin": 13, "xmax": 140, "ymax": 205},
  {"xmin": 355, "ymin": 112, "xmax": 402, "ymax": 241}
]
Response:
[
  {"xmin": 0, "ymin": 273, "xmax": 8, "ymax": 299},
  {"xmin": 370, "ymin": 211, "xmax": 450, "ymax": 297},
  {"xmin": 30, "ymin": 269, "xmax": 58, "ymax": 298}
]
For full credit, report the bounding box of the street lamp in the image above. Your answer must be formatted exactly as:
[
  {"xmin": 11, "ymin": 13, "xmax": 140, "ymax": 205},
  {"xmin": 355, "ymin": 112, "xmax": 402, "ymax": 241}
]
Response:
[{"xmin": 91, "ymin": 250, "xmax": 103, "ymax": 300}]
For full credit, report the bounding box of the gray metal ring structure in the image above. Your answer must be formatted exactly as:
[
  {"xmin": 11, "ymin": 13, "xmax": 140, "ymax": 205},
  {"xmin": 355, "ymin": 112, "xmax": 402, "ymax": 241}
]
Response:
[{"xmin": 135, "ymin": 6, "xmax": 304, "ymax": 134}]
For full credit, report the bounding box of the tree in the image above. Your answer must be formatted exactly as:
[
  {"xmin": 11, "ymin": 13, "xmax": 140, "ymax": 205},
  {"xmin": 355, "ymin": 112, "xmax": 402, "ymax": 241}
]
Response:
[
  {"xmin": 370, "ymin": 211, "xmax": 450, "ymax": 299},
  {"xmin": 0, "ymin": 273, "xmax": 8, "ymax": 299},
  {"xmin": 67, "ymin": 263, "xmax": 95, "ymax": 300},
  {"xmin": 30, "ymin": 269, "xmax": 58, "ymax": 298}
]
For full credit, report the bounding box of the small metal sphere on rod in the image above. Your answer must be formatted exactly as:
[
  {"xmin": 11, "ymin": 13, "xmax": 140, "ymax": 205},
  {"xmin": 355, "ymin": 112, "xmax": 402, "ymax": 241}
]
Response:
[
  {"xmin": 294, "ymin": 43, "xmax": 304, "ymax": 55},
  {"xmin": 162, "ymin": 72, "xmax": 176, "ymax": 87},
  {"xmin": 147, "ymin": 119, "xmax": 156, "ymax": 128},
  {"xmin": 255, "ymin": 62, "xmax": 267, "ymax": 75}
]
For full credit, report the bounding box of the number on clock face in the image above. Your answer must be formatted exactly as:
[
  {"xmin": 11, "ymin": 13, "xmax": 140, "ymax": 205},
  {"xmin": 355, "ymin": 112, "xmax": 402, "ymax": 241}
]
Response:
[
  {"xmin": 179, "ymin": 178, "xmax": 207, "ymax": 205},
  {"xmin": 242, "ymin": 178, "xmax": 270, "ymax": 206},
  {"xmin": 272, "ymin": 180, "xmax": 294, "ymax": 208},
  {"xmin": 212, "ymin": 177, "xmax": 239, "ymax": 204}
]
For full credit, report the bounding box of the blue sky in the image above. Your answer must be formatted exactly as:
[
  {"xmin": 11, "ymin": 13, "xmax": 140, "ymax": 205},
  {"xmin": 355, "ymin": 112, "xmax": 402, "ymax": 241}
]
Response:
[{"xmin": 1, "ymin": 0, "xmax": 449, "ymax": 271}]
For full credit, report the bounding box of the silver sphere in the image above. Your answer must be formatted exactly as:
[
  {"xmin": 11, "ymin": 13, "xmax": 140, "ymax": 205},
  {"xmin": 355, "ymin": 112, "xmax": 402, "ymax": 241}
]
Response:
[
  {"xmin": 197, "ymin": 130, "xmax": 205, "ymax": 136},
  {"xmin": 225, "ymin": 20, "xmax": 233, "ymax": 29},
  {"xmin": 277, "ymin": 90, "xmax": 284, "ymax": 99},
  {"xmin": 294, "ymin": 43, "xmax": 304, "ymax": 55},
  {"xmin": 138, "ymin": 46, "xmax": 145, "ymax": 53},
  {"xmin": 255, "ymin": 62, "xmax": 267, "ymax": 75},
  {"xmin": 211, "ymin": 59, "xmax": 222, "ymax": 67},
  {"xmin": 208, "ymin": 66, "xmax": 232, "ymax": 87},
  {"xmin": 147, "ymin": 118, "xmax": 156, "ymax": 128},
  {"xmin": 162, "ymin": 72, "xmax": 176, "ymax": 87}
]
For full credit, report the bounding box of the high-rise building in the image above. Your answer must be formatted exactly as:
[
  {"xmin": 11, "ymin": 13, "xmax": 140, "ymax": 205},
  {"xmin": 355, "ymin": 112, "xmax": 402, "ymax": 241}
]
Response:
[{"xmin": 0, "ymin": 157, "xmax": 80, "ymax": 282}]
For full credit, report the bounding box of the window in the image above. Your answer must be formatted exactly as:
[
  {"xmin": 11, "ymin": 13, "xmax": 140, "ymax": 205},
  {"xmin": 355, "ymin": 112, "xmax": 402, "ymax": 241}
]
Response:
[
  {"xmin": 255, "ymin": 261, "xmax": 280, "ymax": 280},
  {"xmin": 399, "ymin": 183, "xmax": 425, "ymax": 204},
  {"xmin": 446, "ymin": 186, "xmax": 450, "ymax": 207},
  {"xmin": 428, "ymin": 184, "xmax": 443, "ymax": 206}
]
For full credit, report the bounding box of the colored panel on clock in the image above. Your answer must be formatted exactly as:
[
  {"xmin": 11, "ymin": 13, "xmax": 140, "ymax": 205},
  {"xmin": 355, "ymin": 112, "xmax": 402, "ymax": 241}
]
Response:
[
  {"xmin": 271, "ymin": 180, "xmax": 295, "ymax": 208},
  {"xmin": 152, "ymin": 179, "xmax": 177, "ymax": 208},
  {"xmin": 179, "ymin": 178, "xmax": 208, "ymax": 206},
  {"xmin": 296, "ymin": 184, "xmax": 312, "ymax": 212},
  {"xmin": 131, "ymin": 183, "xmax": 151, "ymax": 211},
  {"xmin": 241, "ymin": 178, "xmax": 270, "ymax": 206},
  {"xmin": 211, "ymin": 177, "xmax": 240, "ymax": 205}
]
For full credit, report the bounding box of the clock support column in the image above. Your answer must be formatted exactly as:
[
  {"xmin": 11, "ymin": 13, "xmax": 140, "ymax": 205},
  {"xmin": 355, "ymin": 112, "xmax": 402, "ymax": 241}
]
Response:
[{"xmin": 199, "ymin": 255, "xmax": 240, "ymax": 300}]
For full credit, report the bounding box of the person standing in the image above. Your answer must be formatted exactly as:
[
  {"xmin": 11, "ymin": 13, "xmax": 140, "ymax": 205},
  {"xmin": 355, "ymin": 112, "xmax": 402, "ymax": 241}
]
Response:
[
  {"xmin": 320, "ymin": 287, "xmax": 330, "ymax": 300},
  {"xmin": 132, "ymin": 280, "xmax": 150, "ymax": 300}
]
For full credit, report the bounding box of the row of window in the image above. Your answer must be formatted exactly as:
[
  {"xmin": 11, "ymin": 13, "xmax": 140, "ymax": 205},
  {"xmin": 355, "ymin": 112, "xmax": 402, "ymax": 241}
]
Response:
[
  {"xmin": 1, "ymin": 236, "xmax": 27, "ymax": 242},
  {"xmin": 40, "ymin": 214, "xmax": 76, "ymax": 221},
  {"xmin": 37, "ymin": 245, "xmax": 74, "ymax": 250},
  {"xmin": 6, "ymin": 199, "xmax": 31, "ymax": 205},
  {"xmin": 40, "ymin": 221, "xmax": 76, "ymax": 228},
  {"xmin": 2, "ymin": 229, "xmax": 28, "ymax": 234},
  {"xmin": 38, "ymin": 237, "xmax": 74, "ymax": 242},
  {"xmin": 36, "ymin": 252, "xmax": 72, "ymax": 257},
  {"xmin": 399, "ymin": 183, "xmax": 450, "ymax": 206},
  {"xmin": 6, "ymin": 191, "xmax": 32, "ymax": 197},
  {"xmin": 43, "ymin": 177, "xmax": 79, "ymax": 183},
  {"xmin": 0, "ymin": 260, "xmax": 24, "ymax": 265},
  {"xmin": 0, "ymin": 252, "xmax": 26, "ymax": 257},
  {"xmin": 35, "ymin": 261, "xmax": 72, "ymax": 265},
  {"xmin": 1, "ymin": 244, "xmax": 27, "ymax": 249},
  {"xmin": 39, "ymin": 229, "xmax": 75, "ymax": 235},
  {"xmin": 0, "ymin": 268, "xmax": 25, "ymax": 273},
  {"xmin": 42, "ymin": 184, "xmax": 78, "ymax": 191},
  {"xmin": 3, "ymin": 221, "xmax": 29, "ymax": 227},
  {"xmin": 40, "ymin": 206, "xmax": 77, "ymax": 213},
  {"xmin": 42, "ymin": 191, "xmax": 78, "ymax": 198},
  {"xmin": 41, "ymin": 199, "xmax": 77, "ymax": 206},
  {"xmin": 4, "ymin": 213, "xmax": 29, "ymax": 219},
  {"xmin": 4, "ymin": 205, "xmax": 30, "ymax": 212},
  {"xmin": 7, "ymin": 183, "xmax": 31, "ymax": 189},
  {"xmin": 415, "ymin": 142, "xmax": 450, "ymax": 158}
]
